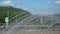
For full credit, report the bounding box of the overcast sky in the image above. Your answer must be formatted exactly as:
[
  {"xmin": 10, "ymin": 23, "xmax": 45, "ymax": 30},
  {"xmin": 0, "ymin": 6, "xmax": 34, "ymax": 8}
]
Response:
[{"xmin": 0, "ymin": 0, "xmax": 60, "ymax": 15}]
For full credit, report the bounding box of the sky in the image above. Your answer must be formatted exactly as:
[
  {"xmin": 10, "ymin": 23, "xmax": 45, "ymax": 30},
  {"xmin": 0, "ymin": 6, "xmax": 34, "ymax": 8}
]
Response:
[{"xmin": 0, "ymin": 0, "xmax": 60, "ymax": 15}]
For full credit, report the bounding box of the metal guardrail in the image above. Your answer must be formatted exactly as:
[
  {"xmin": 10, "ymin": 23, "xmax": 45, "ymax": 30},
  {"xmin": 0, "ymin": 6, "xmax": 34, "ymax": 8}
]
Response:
[
  {"xmin": 7, "ymin": 14, "xmax": 31, "ymax": 28},
  {"xmin": 0, "ymin": 12, "xmax": 28, "ymax": 29},
  {"xmin": 48, "ymin": 19, "xmax": 60, "ymax": 29},
  {"xmin": 9, "ymin": 12, "xmax": 26, "ymax": 22},
  {"xmin": 0, "ymin": 23, "xmax": 5, "ymax": 28}
]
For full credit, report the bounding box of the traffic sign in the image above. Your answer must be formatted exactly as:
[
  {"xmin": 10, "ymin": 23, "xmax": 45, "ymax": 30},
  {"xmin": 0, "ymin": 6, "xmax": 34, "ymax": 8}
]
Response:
[
  {"xmin": 5, "ymin": 17, "xmax": 9, "ymax": 23},
  {"xmin": 5, "ymin": 17, "xmax": 9, "ymax": 28}
]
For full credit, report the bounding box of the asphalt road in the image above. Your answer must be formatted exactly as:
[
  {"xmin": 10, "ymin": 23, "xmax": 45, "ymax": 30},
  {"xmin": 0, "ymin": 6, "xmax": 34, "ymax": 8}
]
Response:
[{"xmin": 1, "ymin": 29, "xmax": 60, "ymax": 34}]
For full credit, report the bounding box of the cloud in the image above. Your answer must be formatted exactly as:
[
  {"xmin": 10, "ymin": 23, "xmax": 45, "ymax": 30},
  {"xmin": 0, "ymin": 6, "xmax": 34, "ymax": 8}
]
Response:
[
  {"xmin": 47, "ymin": 1, "xmax": 51, "ymax": 5},
  {"xmin": 21, "ymin": 7, "xmax": 29, "ymax": 10},
  {"xmin": 0, "ymin": 0, "xmax": 13, "ymax": 6},
  {"xmin": 47, "ymin": 1, "xmax": 60, "ymax": 5},
  {"xmin": 23, "ymin": 8, "xmax": 29, "ymax": 10},
  {"xmin": 55, "ymin": 1, "xmax": 60, "ymax": 4}
]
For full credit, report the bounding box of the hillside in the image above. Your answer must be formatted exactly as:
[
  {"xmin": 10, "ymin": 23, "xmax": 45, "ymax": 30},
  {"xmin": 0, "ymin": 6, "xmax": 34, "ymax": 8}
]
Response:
[{"xmin": 0, "ymin": 6, "xmax": 32, "ymax": 26}]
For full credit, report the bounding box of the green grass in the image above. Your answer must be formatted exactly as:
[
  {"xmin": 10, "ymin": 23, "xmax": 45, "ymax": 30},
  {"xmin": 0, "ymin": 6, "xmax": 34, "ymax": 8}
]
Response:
[{"xmin": 0, "ymin": 6, "xmax": 32, "ymax": 26}]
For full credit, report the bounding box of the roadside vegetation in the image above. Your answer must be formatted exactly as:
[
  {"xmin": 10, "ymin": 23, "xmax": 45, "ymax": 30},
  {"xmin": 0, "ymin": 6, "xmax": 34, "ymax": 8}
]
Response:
[{"xmin": 0, "ymin": 6, "xmax": 32, "ymax": 26}]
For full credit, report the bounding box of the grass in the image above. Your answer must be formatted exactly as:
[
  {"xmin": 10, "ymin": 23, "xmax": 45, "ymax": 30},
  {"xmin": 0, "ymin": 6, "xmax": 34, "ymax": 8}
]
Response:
[{"xmin": 0, "ymin": 6, "xmax": 32, "ymax": 26}]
